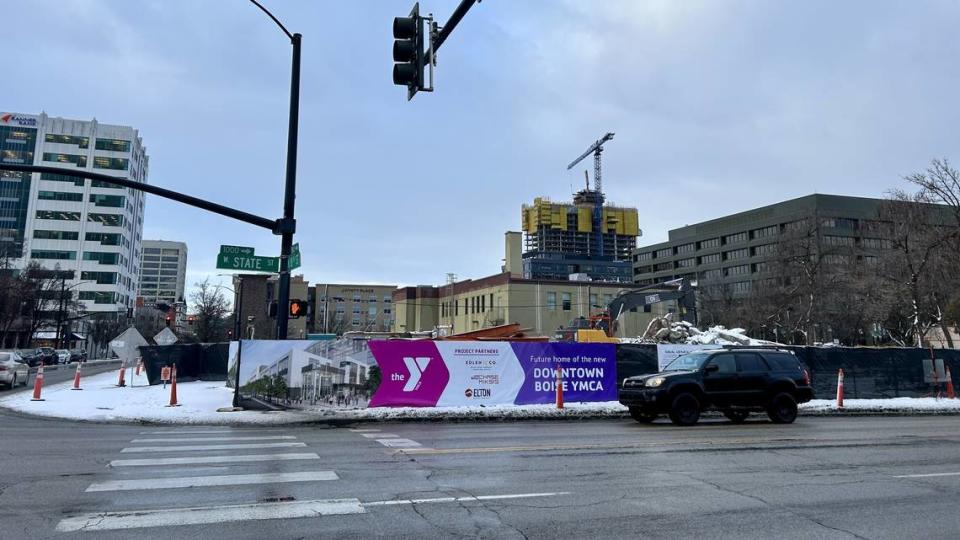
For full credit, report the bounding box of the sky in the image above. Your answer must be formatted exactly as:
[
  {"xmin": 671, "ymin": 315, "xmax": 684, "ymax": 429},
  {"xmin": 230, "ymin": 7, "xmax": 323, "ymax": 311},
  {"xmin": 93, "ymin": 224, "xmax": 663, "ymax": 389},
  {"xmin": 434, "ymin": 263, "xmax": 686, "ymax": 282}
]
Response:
[{"xmin": 5, "ymin": 0, "xmax": 960, "ymax": 298}]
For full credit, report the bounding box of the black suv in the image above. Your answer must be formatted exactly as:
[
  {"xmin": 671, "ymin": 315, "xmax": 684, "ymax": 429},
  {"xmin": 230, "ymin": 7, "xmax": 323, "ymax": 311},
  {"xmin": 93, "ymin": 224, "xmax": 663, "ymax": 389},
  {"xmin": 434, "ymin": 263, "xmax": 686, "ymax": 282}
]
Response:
[{"xmin": 619, "ymin": 349, "xmax": 813, "ymax": 426}]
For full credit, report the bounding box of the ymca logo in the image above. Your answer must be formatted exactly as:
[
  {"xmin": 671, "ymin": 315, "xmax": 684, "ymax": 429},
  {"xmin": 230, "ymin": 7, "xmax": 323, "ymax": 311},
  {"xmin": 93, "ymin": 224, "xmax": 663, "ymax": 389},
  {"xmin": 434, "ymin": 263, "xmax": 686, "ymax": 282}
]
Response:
[{"xmin": 400, "ymin": 357, "xmax": 431, "ymax": 392}]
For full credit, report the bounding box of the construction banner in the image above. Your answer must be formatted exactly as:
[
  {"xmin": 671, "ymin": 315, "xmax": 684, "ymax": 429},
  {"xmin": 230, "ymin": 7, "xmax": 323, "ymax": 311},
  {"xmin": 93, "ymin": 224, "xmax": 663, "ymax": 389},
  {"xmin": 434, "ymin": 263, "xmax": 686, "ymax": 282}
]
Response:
[{"xmin": 368, "ymin": 341, "xmax": 617, "ymax": 407}]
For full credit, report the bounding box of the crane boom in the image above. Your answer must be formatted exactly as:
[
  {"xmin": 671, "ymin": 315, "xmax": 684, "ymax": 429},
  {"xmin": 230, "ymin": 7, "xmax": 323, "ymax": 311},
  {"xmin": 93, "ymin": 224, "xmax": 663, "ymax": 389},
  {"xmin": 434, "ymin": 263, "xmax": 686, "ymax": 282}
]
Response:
[
  {"xmin": 566, "ymin": 132, "xmax": 615, "ymax": 171},
  {"xmin": 566, "ymin": 132, "xmax": 615, "ymax": 257}
]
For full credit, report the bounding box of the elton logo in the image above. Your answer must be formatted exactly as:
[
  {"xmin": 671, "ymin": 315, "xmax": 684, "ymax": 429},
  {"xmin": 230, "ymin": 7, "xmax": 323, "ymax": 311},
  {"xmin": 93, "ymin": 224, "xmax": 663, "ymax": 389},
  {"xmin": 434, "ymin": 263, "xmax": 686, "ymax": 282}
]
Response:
[{"xmin": 399, "ymin": 357, "xmax": 431, "ymax": 392}]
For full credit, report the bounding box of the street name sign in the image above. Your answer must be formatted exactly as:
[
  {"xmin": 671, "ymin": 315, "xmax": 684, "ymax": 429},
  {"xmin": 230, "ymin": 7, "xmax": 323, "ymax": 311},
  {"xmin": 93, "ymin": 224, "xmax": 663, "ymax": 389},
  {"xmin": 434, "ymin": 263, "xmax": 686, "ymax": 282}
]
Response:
[
  {"xmin": 220, "ymin": 245, "xmax": 254, "ymax": 256},
  {"xmin": 289, "ymin": 243, "xmax": 302, "ymax": 270},
  {"xmin": 216, "ymin": 252, "xmax": 279, "ymax": 272}
]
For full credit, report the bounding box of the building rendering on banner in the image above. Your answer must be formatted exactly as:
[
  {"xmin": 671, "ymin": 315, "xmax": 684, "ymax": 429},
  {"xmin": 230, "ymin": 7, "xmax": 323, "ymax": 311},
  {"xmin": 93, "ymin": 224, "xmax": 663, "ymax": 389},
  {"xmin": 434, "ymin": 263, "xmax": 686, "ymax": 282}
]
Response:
[
  {"xmin": 393, "ymin": 232, "xmax": 660, "ymax": 337},
  {"xmin": 521, "ymin": 191, "xmax": 639, "ymax": 283},
  {"xmin": 0, "ymin": 111, "xmax": 147, "ymax": 319}
]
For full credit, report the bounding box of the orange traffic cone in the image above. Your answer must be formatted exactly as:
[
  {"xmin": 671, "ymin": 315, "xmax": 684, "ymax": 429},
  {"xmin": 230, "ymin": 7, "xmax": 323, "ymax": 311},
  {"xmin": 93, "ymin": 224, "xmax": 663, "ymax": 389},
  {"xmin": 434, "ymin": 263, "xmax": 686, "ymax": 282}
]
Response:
[
  {"xmin": 71, "ymin": 361, "xmax": 83, "ymax": 391},
  {"xmin": 836, "ymin": 368, "xmax": 844, "ymax": 408},
  {"xmin": 167, "ymin": 364, "xmax": 180, "ymax": 407},
  {"xmin": 117, "ymin": 359, "xmax": 126, "ymax": 387},
  {"xmin": 946, "ymin": 367, "xmax": 956, "ymax": 400},
  {"xmin": 555, "ymin": 365, "xmax": 564, "ymax": 409},
  {"xmin": 31, "ymin": 364, "xmax": 45, "ymax": 401}
]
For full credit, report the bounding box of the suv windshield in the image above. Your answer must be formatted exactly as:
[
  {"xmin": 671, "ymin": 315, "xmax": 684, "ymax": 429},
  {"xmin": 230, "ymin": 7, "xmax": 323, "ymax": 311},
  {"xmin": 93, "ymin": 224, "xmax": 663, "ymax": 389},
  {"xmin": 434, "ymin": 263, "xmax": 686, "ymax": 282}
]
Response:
[{"xmin": 663, "ymin": 352, "xmax": 713, "ymax": 371}]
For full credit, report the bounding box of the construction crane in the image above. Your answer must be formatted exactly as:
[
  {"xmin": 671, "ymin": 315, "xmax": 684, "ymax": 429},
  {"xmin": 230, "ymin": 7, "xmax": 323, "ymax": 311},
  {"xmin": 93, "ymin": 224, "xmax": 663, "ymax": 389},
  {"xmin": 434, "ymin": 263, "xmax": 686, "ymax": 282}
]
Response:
[{"xmin": 567, "ymin": 132, "xmax": 615, "ymax": 257}]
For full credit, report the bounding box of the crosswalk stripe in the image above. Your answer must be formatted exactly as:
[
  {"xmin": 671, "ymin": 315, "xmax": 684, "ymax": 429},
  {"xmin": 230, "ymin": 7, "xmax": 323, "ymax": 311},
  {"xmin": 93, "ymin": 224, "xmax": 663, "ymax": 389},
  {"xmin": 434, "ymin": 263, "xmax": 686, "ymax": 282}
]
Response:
[
  {"xmin": 376, "ymin": 438, "xmax": 422, "ymax": 448},
  {"xmin": 55, "ymin": 498, "xmax": 365, "ymax": 532},
  {"xmin": 138, "ymin": 430, "xmax": 266, "ymax": 435},
  {"xmin": 121, "ymin": 442, "xmax": 306, "ymax": 453},
  {"xmin": 361, "ymin": 433, "xmax": 397, "ymax": 438},
  {"xmin": 363, "ymin": 492, "xmax": 570, "ymax": 507},
  {"xmin": 348, "ymin": 428, "xmax": 381, "ymax": 433},
  {"xmin": 86, "ymin": 471, "xmax": 339, "ymax": 492},
  {"xmin": 131, "ymin": 436, "xmax": 297, "ymax": 443},
  {"xmin": 110, "ymin": 452, "xmax": 320, "ymax": 467}
]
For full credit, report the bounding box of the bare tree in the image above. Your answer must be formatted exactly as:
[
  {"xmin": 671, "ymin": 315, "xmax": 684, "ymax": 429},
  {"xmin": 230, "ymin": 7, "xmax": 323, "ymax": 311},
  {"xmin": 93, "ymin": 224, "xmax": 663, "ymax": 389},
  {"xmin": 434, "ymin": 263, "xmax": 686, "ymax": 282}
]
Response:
[{"xmin": 190, "ymin": 278, "xmax": 231, "ymax": 342}]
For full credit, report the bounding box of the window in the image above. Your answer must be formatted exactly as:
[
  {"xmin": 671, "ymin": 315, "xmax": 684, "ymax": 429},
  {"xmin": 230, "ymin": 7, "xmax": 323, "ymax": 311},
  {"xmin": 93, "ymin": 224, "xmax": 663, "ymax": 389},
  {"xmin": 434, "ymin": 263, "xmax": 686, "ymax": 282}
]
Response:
[
  {"xmin": 490, "ymin": 293, "xmax": 494, "ymax": 309},
  {"xmin": 821, "ymin": 217, "xmax": 857, "ymax": 230},
  {"xmin": 654, "ymin": 262, "xmax": 673, "ymax": 272},
  {"xmin": 677, "ymin": 257, "xmax": 695, "ymax": 268},
  {"xmin": 590, "ymin": 293, "xmax": 598, "ymax": 308},
  {"xmin": 763, "ymin": 352, "xmax": 799, "ymax": 371},
  {"xmin": 603, "ymin": 294, "xmax": 613, "ymax": 305},
  {"xmin": 546, "ymin": 292, "xmax": 557, "ymax": 311},
  {"xmin": 724, "ymin": 231, "xmax": 748, "ymax": 244},
  {"xmin": 862, "ymin": 238, "xmax": 890, "ymax": 249},
  {"xmin": 725, "ymin": 264, "xmax": 750, "ymax": 276},
  {"xmin": 753, "ymin": 262, "xmax": 768, "ymax": 273},
  {"xmin": 699, "ymin": 253, "xmax": 721, "ymax": 264},
  {"xmin": 729, "ymin": 281, "xmax": 752, "ymax": 294},
  {"xmin": 38, "ymin": 190, "xmax": 83, "ymax": 202},
  {"xmin": 824, "ymin": 254, "xmax": 851, "ymax": 265},
  {"xmin": 31, "ymin": 249, "xmax": 75, "ymax": 260},
  {"xmin": 699, "ymin": 237, "xmax": 721, "ymax": 249},
  {"xmin": 736, "ymin": 353, "xmax": 768, "ymax": 372},
  {"xmin": 36, "ymin": 210, "xmax": 81, "ymax": 221},
  {"xmin": 636, "ymin": 252, "xmax": 653, "ymax": 261},
  {"xmin": 562, "ymin": 292, "xmax": 572, "ymax": 311},
  {"xmin": 383, "ymin": 294, "xmax": 392, "ymax": 303},
  {"xmin": 725, "ymin": 248, "xmax": 749, "ymax": 260},
  {"xmin": 706, "ymin": 354, "xmax": 736, "ymax": 374},
  {"xmin": 39, "ymin": 172, "xmax": 85, "ymax": 187},
  {"xmin": 34, "ymin": 230, "xmax": 79, "ymax": 240},
  {"xmin": 676, "ymin": 243, "xmax": 695, "ymax": 254},
  {"xmin": 81, "ymin": 271, "xmax": 118, "ymax": 284},
  {"xmin": 655, "ymin": 248, "xmax": 673, "ymax": 258},
  {"xmin": 368, "ymin": 306, "xmax": 377, "ymax": 316},
  {"xmin": 144, "ymin": 248, "xmax": 161, "ymax": 254},
  {"xmin": 753, "ymin": 244, "xmax": 777, "ymax": 256},
  {"xmin": 83, "ymin": 251, "xmax": 119, "ymax": 264},
  {"xmin": 45, "ymin": 134, "xmax": 89, "ymax": 148},
  {"xmin": 95, "ymin": 138, "xmax": 131, "ymax": 152},
  {"xmin": 78, "ymin": 291, "xmax": 116, "ymax": 304},
  {"xmin": 89, "ymin": 194, "xmax": 125, "ymax": 207},
  {"xmin": 43, "ymin": 153, "xmax": 86, "ymax": 167},
  {"xmin": 823, "ymin": 235, "xmax": 854, "ymax": 247},
  {"xmin": 85, "ymin": 232, "xmax": 122, "ymax": 245},
  {"xmin": 88, "ymin": 213, "xmax": 123, "ymax": 226},
  {"xmin": 702, "ymin": 268, "xmax": 723, "ymax": 280},
  {"xmin": 92, "ymin": 156, "xmax": 128, "ymax": 170},
  {"xmin": 863, "ymin": 255, "xmax": 879, "ymax": 265},
  {"xmin": 752, "ymin": 225, "xmax": 778, "ymax": 239}
]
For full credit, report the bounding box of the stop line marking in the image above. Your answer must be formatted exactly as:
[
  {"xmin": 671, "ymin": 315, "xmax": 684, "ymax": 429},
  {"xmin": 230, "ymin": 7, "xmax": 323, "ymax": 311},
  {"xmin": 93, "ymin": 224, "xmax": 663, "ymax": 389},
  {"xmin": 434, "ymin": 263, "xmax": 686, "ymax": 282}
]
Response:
[{"xmin": 894, "ymin": 471, "xmax": 960, "ymax": 478}]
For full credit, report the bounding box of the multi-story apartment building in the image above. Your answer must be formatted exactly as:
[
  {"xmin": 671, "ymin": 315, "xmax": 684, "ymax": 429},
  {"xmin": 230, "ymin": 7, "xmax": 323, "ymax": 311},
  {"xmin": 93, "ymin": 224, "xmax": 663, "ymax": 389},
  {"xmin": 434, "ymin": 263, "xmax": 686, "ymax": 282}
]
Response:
[
  {"xmin": 631, "ymin": 194, "xmax": 951, "ymax": 296},
  {"xmin": 0, "ymin": 112, "xmax": 147, "ymax": 318},
  {"xmin": 314, "ymin": 283, "xmax": 397, "ymax": 334},
  {"xmin": 138, "ymin": 240, "xmax": 187, "ymax": 306}
]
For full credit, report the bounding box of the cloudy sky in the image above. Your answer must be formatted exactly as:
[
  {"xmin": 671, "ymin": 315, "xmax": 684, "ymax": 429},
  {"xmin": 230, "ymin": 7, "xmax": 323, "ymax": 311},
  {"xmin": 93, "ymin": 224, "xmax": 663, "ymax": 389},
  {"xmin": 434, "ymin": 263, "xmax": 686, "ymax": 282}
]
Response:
[{"xmin": 5, "ymin": 0, "xmax": 959, "ymax": 293}]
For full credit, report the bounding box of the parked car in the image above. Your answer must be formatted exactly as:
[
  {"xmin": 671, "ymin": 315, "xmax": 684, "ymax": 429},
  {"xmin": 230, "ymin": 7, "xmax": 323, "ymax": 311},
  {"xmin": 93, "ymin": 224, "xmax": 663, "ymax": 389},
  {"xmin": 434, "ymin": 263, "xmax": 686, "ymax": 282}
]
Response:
[
  {"xmin": 619, "ymin": 348, "xmax": 814, "ymax": 426},
  {"xmin": 56, "ymin": 349, "xmax": 71, "ymax": 364},
  {"xmin": 0, "ymin": 351, "xmax": 30, "ymax": 389},
  {"xmin": 69, "ymin": 350, "xmax": 88, "ymax": 363},
  {"xmin": 37, "ymin": 347, "xmax": 58, "ymax": 365},
  {"xmin": 17, "ymin": 349, "xmax": 43, "ymax": 368}
]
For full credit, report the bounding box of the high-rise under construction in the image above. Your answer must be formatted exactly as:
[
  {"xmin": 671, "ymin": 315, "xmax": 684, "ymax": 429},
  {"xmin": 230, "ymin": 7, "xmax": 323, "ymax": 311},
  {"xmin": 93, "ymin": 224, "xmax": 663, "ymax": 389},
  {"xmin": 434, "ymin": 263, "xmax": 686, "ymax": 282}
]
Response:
[{"xmin": 521, "ymin": 187, "xmax": 640, "ymax": 283}]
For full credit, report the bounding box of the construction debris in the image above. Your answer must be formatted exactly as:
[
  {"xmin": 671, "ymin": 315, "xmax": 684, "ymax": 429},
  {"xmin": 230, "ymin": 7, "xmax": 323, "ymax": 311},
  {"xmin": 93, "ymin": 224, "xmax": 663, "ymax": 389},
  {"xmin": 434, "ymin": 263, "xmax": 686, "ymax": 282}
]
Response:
[{"xmin": 621, "ymin": 314, "xmax": 781, "ymax": 346}]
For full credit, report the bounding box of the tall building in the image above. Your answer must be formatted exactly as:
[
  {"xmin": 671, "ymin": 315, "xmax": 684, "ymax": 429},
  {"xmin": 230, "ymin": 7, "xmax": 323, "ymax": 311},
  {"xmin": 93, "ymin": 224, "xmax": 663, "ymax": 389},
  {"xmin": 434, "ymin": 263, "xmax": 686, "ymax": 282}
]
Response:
[
  {"xmin": 393, "ymin": 232, "xmax": 658, "ymax": 337},
  {"xmin": 314, "ymin": 283, "xmax": 397, "ymax": 334},
  {"xmin": 631, "ymin": 193, "xmax": 952, "ymax": 293},
  {"xmin": 138, "ymin": 240, "xmax": 187, "ymax": 306},
  {"xmin": 0, "ymin": 112, "xmax": 147, "ymax": 317},
  {"xmin": 521, "ymin": 190, "xmax": 639, "ymax": 283}
]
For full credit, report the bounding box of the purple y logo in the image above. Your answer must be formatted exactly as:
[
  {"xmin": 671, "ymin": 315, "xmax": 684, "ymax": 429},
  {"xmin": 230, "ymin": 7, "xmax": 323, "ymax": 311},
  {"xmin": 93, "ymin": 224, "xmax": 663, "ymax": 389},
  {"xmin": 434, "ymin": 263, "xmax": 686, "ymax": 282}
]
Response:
[{"xmin": 402, "ymin": 357, "xmax": 431, "ymax": 392}]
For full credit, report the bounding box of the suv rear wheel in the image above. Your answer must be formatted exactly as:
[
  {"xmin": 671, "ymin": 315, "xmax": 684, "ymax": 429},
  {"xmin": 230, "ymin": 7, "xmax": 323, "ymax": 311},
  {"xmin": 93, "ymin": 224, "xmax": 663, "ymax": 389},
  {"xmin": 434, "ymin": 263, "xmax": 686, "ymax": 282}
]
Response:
[
  {"xmin": 767, "ymin": 392, "xmax": 798, "ymax": 424},
  {"xmin": 723, "ymin": 410, "xmax": 749, "ymax": 424},
  {"xmin": 629, "ymin": 407, "xmax": 657, "ymax": 424},
  {"xmin": 668, "ymin": 392, "xmax": 701, "ymax": 426}
]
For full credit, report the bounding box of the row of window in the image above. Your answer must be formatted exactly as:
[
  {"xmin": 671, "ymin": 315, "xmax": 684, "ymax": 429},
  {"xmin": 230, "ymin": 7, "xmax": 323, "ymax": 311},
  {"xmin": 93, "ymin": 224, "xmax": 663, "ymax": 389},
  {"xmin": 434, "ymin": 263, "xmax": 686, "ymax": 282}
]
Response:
[
  {"xmin": 35, "ymin": 210, "xmax": 124, "ymax": 226},
  {"xmin": 44, "ymin": 134, "xmax": 131, "ymax": 153},
  {"xmin": 637, "ymin": 245, "xmax": 779, "ymax": 273},
  {"xmin": 441, "ymin": 293, "xmax": 495, "ymax": 317},
  {"xmin": 544, "ymin": 291, "xmax": 616, "ymax": 312},
  {"xmin": 322, "ymin": 294, "xmax": 393, "ymax": 304},
  {"xmin": 33, "ymin": 230, "xmax": 126, "ymax": 246},
  {"xmin": 28, "ymin": 250, "xmax": 126, "ymax": 266}
]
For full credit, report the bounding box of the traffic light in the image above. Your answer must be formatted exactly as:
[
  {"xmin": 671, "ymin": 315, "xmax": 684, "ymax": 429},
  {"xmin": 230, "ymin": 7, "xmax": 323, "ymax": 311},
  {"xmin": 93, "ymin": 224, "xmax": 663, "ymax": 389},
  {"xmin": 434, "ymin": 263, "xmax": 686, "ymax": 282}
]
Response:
[
  {"xmin": 392, "ymin": 3, "xmax": 423, "ymax": 99},
  {"xmin": 187, "ymin": 316, "xmax": 196, "ymax": 325},
  {"xmin": 289, "ymin": 299, "xmax": 308, "ymax": 319},
  {"xmin": 165, "ymin": 315, "xmax": 172, "ymax": 328},
  {"xmin": 268, "ymin": 301, "xmax": 278, "ymax": 318}
]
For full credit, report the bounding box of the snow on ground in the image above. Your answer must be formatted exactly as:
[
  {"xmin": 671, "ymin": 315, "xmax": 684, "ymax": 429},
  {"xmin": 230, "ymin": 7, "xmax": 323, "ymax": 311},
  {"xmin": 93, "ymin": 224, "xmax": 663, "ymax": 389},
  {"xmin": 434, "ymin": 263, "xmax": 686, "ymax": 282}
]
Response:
[
  {"xmin": 0, "ymin": 369, "xmax": 314, "ymax": 425},
  {"xmin": 3, "ymin": 367, "xmax": 960, "ymax": 424}
]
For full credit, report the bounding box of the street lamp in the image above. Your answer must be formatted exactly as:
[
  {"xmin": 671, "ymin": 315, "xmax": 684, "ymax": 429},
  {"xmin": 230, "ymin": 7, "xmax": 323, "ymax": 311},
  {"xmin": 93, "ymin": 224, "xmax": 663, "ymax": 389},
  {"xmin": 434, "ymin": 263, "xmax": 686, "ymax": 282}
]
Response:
[
  {"xmin": 55, "ymin": 279, "xmax": 96, "ymax": 349},
  {"xmin": 248, "ymin": 0, "xmax": 300, "ymax": 341}
]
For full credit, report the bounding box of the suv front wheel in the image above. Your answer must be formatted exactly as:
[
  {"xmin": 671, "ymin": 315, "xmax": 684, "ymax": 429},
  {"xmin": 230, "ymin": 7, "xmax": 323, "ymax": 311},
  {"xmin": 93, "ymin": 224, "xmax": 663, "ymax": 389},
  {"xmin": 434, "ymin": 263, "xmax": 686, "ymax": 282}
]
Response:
[
  {"xmin": 668, "ymin": 392, "xmax": 701, "ymax": 426},
  {"xmin": 629, "ymin": 407, "xmax": 657, "ymax": 424},
  {"xmin": 767, "ymin": 392, "xmax": 798, "ymax": 424}
]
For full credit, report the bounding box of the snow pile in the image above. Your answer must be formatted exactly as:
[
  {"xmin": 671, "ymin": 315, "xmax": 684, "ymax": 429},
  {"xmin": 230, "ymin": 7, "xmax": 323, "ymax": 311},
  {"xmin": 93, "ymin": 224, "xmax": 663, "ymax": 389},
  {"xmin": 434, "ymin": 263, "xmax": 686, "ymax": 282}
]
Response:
[
  {"xmin": 622, "ymin": 315, "xmax": 780, "ymax": 346},
  {"xmin": 801, "ymin": 398, "xmax": 960, "ymax": 413},
  {"xmin": 0, "ymin": 369, "xmax": 315, "ymax": 425},
  {"xmin": 309, "ymin": 401, "xmax": 630, "ymax": 422}
]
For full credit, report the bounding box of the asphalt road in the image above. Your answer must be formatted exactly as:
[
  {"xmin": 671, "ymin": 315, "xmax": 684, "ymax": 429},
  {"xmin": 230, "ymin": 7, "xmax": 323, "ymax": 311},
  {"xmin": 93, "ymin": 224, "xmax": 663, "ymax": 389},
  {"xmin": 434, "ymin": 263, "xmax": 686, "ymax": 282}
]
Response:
[
  {"xmin": 0, "ymin": 360, "xmax": 120, "ymax": 395},
  {"xmin": 2, "ymin": 413, "xmax": 960, "ymax": 539}
]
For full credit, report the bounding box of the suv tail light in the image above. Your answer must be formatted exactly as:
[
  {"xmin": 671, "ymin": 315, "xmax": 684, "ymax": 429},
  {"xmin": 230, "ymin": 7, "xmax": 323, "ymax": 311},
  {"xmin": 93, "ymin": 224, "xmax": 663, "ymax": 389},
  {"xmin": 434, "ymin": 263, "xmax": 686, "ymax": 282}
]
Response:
[
  {"xmin": 0, "ymin": 365, "xmax": 7, "ymax": 371},
  {"xmin": 802, "ymin": 368, "xmax": 810, "ymax": 386}
]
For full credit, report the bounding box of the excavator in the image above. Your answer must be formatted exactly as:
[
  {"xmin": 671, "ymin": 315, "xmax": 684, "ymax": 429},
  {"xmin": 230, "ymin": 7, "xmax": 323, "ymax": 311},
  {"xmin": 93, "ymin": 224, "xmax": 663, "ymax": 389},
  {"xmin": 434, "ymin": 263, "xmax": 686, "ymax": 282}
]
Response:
[{"xmin": 556, "ymin": 278, "xmax": 698, "ymax": 342}]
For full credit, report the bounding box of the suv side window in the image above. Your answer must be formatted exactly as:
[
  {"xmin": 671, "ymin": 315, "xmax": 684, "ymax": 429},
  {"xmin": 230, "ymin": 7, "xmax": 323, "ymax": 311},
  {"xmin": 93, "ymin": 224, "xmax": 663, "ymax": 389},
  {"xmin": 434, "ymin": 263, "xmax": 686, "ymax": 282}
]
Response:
[
  {"xmin": 736, "ymin": 353, "xmax": 769, "ymax": 372},
  {"xmin": 763, "ymin": 352, "xmax": 799, "ymax": 371},
  {"xmin": 706, "ymin": 354, "xmax": 736, "ymax": 374}
]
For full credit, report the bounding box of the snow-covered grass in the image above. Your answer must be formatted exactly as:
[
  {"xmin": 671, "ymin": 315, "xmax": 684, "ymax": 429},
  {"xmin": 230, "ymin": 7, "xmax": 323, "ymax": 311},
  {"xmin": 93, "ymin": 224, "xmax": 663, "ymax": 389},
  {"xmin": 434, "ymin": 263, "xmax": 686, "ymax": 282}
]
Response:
[{"xmin": 3, "ymin": 367, "xmax": 959, "ymax": 424}]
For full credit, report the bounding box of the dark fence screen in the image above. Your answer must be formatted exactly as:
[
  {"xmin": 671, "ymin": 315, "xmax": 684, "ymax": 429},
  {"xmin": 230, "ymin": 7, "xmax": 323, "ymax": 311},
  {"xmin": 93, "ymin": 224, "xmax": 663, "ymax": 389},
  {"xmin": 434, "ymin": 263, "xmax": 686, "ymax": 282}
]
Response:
[
  {"xmin": 616, "ymin": 344, "xmax": 960, "ymax": 399},
  {"xmin": 139, "ymin": 343, "xmax": 229, "ymax": 385}
]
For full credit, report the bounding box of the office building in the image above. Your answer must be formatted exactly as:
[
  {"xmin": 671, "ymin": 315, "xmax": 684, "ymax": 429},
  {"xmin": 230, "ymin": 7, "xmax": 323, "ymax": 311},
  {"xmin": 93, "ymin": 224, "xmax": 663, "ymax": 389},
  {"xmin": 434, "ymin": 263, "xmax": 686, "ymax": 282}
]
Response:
[
  {"xmin": 521, "ymin": 192, "xmax": 639, "ymax": 282},
  {"xmin": 315, "ymin": 283, "xmax": 397, "ymax": 334},
  {"xmin": 0, "ymin": 111, "xmax": 147, "ymax": 317},
  {"xmin": 138, "ymin": 240, "xmax": 187, "ymax": 306}
]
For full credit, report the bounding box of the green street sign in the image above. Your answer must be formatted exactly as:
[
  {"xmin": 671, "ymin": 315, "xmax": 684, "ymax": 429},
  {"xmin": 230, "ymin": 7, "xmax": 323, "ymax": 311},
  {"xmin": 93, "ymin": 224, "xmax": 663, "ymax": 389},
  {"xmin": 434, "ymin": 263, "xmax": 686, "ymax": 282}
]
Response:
[
  {"xmin": 220, "ymin": 245, "xmax": 255, "ymax": 256},
  {"xmin": 289, "ymin": 243, "xmax": 301, "ymax": 270},
  {"xmin": 216, "ymin": 252, "xmax": 279, "ymax": 273}
]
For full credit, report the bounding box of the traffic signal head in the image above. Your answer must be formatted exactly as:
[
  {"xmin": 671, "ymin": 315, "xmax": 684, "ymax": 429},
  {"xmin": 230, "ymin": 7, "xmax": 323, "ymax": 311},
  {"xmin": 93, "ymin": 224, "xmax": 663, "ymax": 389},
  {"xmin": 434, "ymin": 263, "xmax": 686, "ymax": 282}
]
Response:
[
  {"xmin": 165, "ymin": 315, "xmax": 172, "ymax": 327},
  {"xmin": 392, "ymin": 3, "xmax": 422, "ymax": 99},
  {"xmin": 187, "ymin": 316, "xmax": 196, "ymax": 325},
  {"xmin": 268, "ymin": 301, "xmax": 278, "ymax": 318},
  {"xmin": 289, "ymin": 299, "xmax": 308, "ymax": 319}
]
